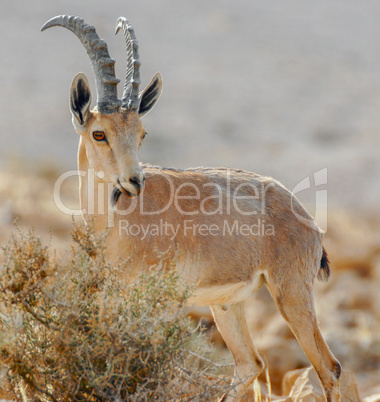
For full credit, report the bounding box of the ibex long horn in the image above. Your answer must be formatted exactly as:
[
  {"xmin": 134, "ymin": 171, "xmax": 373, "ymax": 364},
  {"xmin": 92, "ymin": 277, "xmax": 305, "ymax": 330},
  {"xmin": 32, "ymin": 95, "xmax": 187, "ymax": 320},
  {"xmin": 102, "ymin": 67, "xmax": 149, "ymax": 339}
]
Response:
[
  {"xmin": 115, "ymin": 17, "xmax": 141, "ymax": 112},
  {"xmin": 41, "ymin": 15, "xmax": 121, "ymax": 114}
]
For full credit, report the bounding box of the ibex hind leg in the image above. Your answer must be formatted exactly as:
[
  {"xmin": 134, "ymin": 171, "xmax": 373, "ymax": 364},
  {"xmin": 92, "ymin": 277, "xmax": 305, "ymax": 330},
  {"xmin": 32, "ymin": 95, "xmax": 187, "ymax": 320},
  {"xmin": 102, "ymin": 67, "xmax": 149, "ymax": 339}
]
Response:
[
  {"xmin": 265, "ymin": 274, "xmax": 341, "ymax": 402},
  {"xmin": 211, "ymin": 301, "xmax": 264, "ymax": 402}
]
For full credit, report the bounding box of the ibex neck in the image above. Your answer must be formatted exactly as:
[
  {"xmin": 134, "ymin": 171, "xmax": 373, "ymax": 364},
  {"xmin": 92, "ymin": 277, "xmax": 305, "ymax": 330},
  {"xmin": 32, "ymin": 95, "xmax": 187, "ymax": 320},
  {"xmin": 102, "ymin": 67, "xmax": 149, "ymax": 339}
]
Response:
[{"xmin": 77, "ymin": 139, "xmax": 110, "ymax": 231}]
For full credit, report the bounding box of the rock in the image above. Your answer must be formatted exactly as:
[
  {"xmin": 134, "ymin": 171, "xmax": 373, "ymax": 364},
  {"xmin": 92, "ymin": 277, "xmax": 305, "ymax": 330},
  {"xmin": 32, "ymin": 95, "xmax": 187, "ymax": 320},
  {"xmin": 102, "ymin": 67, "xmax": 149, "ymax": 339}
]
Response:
[
  {"xmin": 288, "ymin": 369, "xmax": 325, "ymax": 401},
  {"xmin": 283, "ymin": 366, "xmax": 360, "ymax": 401},
  {"xmin": 282, "ymin": 368, "xmax": 307, "ymax": 396},
  {"xmin": 361, "ymin": 381, "xmax": 380, "ymax": 401},
  {"xmin": 313, "ymin": 270, "xmax": 380, "ymax": 378},
  {"xmin": 364, "ymin": 395, "xmax": 380, "ymax": 402}
]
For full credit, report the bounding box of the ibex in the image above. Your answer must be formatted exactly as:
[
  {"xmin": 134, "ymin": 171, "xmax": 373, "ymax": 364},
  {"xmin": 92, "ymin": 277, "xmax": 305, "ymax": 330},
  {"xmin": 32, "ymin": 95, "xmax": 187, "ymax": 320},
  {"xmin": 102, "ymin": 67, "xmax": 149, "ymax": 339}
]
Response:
[{"xmin": 42, "ymin": 15, "xmax": 341, "ymax": 401}]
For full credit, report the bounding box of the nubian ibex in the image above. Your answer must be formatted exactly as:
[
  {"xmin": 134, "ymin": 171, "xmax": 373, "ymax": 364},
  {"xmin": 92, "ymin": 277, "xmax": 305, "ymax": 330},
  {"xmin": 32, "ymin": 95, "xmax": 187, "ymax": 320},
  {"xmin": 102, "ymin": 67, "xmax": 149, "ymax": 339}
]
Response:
[{"xmin": 42, "ymin": 15, "xmax": 341, "ymax": 401}]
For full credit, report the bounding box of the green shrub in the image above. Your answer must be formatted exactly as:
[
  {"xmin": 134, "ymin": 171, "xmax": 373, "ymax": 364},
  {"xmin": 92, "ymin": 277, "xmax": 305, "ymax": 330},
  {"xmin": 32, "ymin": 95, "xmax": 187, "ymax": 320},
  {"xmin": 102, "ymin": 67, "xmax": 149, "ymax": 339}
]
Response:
[{"xmin": 0, "ymin": 226, "xmax": 229, "ymax": 401}]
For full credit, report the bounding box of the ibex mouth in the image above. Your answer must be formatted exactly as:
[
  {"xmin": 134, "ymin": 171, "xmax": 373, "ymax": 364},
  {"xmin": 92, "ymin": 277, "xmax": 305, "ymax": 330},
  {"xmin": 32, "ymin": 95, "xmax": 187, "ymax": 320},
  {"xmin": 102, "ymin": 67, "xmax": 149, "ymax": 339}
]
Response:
[
  {"xmin": 111, "ymin": 187, "xmax": 122, "ymax": 207},
  {"xmin": 118, "ymin": 179, "xmax": 140, "ymax": 197},
  {"xmin": 111, "ymin": 181, "xmax": 139, "ymax": 207}
]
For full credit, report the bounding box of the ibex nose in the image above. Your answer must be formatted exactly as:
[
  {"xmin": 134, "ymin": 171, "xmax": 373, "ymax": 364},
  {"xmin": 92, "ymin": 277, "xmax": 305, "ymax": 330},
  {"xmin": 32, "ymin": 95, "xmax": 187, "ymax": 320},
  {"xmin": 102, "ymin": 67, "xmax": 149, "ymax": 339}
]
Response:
[{"xmin": 129, "ymin": 174, "xmax": 145, "ymax": 193}]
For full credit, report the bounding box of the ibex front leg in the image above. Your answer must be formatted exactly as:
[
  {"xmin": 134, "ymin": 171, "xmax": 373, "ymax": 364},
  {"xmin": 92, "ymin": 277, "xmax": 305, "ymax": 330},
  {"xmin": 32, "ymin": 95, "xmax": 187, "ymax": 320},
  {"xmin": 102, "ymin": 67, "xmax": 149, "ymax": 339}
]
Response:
[{"xmin": 211, "ymin": 301, "xmax": 264, "ymax": 401}]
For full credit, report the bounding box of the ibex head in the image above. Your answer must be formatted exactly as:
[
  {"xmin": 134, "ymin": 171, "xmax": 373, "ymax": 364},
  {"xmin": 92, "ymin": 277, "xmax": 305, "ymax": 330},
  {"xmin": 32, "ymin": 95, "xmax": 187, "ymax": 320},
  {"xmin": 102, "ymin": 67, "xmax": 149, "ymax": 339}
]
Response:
[{"xmin": 42, "ymin": 15, "xmax": 162, "ymax": 202}]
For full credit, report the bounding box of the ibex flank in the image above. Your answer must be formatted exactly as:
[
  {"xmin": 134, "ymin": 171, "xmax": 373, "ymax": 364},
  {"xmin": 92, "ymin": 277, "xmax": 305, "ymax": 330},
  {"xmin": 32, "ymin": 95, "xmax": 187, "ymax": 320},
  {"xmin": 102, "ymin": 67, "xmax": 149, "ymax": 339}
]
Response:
[{"xmin": 42, "ymin": 15, "xmax": 341, "ymax": 401}]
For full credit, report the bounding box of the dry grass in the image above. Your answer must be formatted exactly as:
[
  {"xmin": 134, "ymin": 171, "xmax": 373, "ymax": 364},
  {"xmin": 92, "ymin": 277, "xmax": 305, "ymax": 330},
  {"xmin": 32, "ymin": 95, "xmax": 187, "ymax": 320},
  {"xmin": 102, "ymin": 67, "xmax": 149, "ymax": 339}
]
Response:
[{"xmin": 0, "ymin": 225, "xmax": 231, "ymax": 401}]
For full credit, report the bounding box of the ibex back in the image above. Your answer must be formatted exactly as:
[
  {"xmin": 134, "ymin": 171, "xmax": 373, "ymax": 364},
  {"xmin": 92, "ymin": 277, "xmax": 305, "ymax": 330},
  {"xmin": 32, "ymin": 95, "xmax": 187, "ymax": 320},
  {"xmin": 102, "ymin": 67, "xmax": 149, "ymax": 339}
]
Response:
[{"xmin": 42, "ymin": 15, "xmax": 341, "ymax": 401}]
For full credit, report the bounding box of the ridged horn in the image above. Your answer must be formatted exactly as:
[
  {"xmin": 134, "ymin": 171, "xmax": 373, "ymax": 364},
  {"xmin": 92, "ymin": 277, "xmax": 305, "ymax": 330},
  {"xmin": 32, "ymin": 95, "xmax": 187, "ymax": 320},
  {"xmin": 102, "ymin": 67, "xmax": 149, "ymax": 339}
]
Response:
[
  {"xmin": 115, "ymin": 17, "xmax": 141, "ymax": 111},
  {"xmin": 41, "ymin": 15, "xmax": 121, "ymax": 114}
]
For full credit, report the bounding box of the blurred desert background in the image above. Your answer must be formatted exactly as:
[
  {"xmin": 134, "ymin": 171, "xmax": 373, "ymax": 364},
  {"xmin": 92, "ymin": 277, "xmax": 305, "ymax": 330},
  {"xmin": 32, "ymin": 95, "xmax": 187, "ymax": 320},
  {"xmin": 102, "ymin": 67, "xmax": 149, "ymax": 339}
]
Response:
[{"xmin": 0, "ymin": 0, "xmax": 379, "ymax": 400}]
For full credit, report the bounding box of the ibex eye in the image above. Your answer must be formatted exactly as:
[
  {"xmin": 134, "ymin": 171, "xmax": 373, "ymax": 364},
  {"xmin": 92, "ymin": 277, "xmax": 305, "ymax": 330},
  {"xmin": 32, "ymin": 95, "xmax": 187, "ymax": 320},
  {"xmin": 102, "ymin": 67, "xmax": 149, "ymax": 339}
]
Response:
[{"xmin": 93, "ymin": 131, "xmax": 105, "ymax": 141}]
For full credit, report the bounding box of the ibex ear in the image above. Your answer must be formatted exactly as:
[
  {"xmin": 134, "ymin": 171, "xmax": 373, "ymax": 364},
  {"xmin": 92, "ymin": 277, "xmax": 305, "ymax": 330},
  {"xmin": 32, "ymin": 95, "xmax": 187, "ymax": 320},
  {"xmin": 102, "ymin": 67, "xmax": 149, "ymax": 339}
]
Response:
[
  {"xmin": 138, "ymin": 72, "xmax": 163, "ymax": 117},
  {"xmin": 70, "ymin": 73, "xmax": 92, "ymax": 127}
]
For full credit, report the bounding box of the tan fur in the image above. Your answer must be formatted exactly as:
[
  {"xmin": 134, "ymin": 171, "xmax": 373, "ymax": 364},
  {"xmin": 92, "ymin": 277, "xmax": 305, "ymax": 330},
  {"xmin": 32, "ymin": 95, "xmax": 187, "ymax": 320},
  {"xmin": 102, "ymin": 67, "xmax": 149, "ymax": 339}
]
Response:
[{"xmin": 73, "ymin": 103, "xmax": 341, "ymax": 400}]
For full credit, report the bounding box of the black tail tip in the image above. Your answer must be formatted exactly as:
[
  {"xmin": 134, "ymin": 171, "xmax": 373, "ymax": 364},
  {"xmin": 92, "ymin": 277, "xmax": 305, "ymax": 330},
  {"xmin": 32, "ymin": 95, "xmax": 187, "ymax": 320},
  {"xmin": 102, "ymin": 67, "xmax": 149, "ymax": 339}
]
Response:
[{"xmin": 318, "ymin": 246, "xmax": 330, "ymax": 282}]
